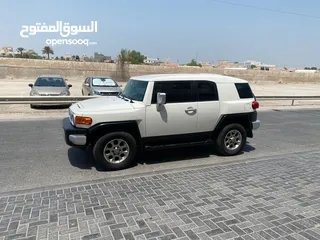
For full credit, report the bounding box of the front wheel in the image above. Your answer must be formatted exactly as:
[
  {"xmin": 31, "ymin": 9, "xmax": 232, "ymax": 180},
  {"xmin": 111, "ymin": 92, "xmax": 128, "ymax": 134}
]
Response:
[
  {"xmin": 215, "ymin": 123, "xmax": 247, "ymax": 156},
  {"xmin": 93, "ymin": 132, "xmax": 137, "ymax": 170}
]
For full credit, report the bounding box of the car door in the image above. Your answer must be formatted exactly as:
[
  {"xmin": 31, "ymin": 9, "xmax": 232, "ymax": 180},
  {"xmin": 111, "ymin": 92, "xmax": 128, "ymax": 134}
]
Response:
[
  {"xmin": 195, "ymin": 80, "xmax": 220, "ymax": 133},
  {"xmin": 82, "ymin": 77, "xmax": 90, "ymax": 95},
  {"xmin": 145, "ymin": 80, "xmax": 198, "ymax": 138}
]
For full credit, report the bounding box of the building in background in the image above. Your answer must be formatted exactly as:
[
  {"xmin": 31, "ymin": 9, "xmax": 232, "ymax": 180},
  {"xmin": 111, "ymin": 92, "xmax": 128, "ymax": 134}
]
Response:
[
  {"xmin": 143, "ymin": 56, "xmax": 160, "ymax": 65},
  {"xmin": 199, "ymin": 62, "xmax": 213, "ymax": 67},
  {"xmin": 80, "ymin": 54, "xmax": 90, "ymax": 62},
  {"xmin": 295, "ymin": 69, "xmax": 317, "ymax": 73},
  {"xmin": 159, "ymin": 58, "xmax": 179, "ymax": 66},
  {"xmin": 0, "ymin": 46, "xmax": 14, "ymax": 56},
  {"xmin": 64, "ymin": 53, "xmax": 72, "ymax": 60},
  {"xmin": 214, "ymin": 60, "xmax": 243, "ymax": 69},
  {"xmin": 243, "ymin": 60, "xmax": 276, "ymax": 70},
  {"xmin": 93, "ymin": 52, "xmax": 112, "ymax": 62}
]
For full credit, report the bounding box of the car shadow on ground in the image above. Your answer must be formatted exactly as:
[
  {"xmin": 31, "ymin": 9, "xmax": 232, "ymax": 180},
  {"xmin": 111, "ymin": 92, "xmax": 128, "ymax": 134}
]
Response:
[
  {"xmin": 68, "ymin": 147, "xmax": 95, "ymax": 170},
  {"xmin": 67, "ymin": 142, "xmax": 256, "ymax": 171},
  {"xmin": 138, "ymin": 142, "xmax": 255, "ymax": 165}
]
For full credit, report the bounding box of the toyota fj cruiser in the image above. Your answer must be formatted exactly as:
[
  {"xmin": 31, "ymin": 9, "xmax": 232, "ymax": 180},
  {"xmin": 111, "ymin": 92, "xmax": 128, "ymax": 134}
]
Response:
[{"xmin": 63, "ymin": 74, "xmax": 260, "ymax": 170}]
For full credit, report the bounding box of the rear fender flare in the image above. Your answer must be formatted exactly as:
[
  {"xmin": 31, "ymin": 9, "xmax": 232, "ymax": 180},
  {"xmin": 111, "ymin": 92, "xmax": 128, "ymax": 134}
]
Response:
[{"xmin": 213, "ymin": 113, "xmax": 253, "ymax": 138}]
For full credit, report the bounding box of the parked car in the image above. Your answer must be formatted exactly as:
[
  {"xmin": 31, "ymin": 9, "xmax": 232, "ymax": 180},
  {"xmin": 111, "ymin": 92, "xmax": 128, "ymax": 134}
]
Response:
[
  {"xmin": 63, "ymin": 73, "xmax": 260, "ymax": 171},
  {"xmin": 81, "ymin": 76, "xmax": 122, "ymax": 96},
  {"xmin": 28, "ymin": 74, "xmax": 72, "ymax": 108}
]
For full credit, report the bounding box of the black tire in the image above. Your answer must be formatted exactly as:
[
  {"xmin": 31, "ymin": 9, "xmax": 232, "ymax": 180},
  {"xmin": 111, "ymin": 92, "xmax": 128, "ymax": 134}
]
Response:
[
  {"xmin": 215, "ymin": 123, "xmax": 247, "ymax": 156},
  {"xmin": 93, "ymin": 132, "xmax": 137, "ymax": 170}
]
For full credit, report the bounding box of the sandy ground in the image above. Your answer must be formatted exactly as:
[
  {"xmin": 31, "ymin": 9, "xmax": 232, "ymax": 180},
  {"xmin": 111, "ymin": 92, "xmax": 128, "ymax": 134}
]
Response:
[
  {"xmin": 0, "ymin": 78, "xmax": 320, "ymax": 119},
  {"xmin": 1, "ymin": 78, "xmax": 320, "ymax": 97}
]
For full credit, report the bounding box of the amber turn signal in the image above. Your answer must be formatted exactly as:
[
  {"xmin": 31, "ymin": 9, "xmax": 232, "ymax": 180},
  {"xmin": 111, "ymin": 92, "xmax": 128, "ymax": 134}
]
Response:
[{"xmin": 75, "ymin": 116, "xmax": 92, "ymax": 125}]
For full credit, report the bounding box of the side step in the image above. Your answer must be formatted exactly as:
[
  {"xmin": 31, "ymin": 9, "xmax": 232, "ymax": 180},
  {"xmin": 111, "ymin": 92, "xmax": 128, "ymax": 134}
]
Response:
[{"xmin": 144, "ymin": 139, "xmax": 213, "ymax": 151}]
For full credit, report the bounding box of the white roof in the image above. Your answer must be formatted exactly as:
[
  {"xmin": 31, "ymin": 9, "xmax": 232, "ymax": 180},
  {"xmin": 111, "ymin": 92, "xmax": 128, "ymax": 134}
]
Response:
[{"xmin": 131, "ymin": 74, "xmax": 248, "ymax": 83}]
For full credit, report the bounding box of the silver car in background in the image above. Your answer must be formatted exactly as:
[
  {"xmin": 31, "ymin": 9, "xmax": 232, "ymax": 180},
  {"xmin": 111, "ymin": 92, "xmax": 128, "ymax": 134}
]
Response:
[
  {"xmin": 81, "ymin": 76, "xmax": 122, "ymax": 96},
  {"xmin": 28, "ymin": 74, "xmax": 72, "ymax": 108}
]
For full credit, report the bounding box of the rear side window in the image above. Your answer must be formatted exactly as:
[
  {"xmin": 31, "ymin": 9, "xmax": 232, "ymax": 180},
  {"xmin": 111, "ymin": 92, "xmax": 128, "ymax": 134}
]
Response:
[
  {"xmin": 197, "ymin": 81, "xmax": 219, "ymax": 101},
  {"xmin": 235, "ymin": 83, "xmax": 254, "ymax": 99}
]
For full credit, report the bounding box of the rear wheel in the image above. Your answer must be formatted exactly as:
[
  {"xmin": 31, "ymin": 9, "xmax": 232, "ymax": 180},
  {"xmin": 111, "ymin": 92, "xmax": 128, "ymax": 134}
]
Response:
[
  {"xmin": 216, "ymin": 123, "xmax": 247, "ymax": 156},
  {"xmin": 93, "ymin": 132, "xmax": 137, "ymax": 170}
]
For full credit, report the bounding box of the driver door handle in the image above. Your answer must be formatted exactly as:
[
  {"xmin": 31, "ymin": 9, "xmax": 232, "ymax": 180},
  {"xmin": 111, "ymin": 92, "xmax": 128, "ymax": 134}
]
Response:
[{"xmin": 185, "ymin": 107, "xmax": 197, "ymax": 113}]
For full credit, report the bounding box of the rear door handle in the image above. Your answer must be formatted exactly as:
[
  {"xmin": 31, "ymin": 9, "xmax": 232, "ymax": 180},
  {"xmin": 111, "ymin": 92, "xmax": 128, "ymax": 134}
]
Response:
[{"xmin": 185, "ymin": 107, "xmax": 197, "ymax": 113}]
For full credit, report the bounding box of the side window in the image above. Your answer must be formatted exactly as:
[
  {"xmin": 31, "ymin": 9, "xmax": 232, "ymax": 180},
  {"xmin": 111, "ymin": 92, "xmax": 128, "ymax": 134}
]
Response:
[
  {"xmin": 151, "ymin": 82, "xmax": 165, "ymax": 104},
  {"xmin": 152, "ymin": 81, "xmax": 195, "ymax": 104},
  {"xmin": 235, "ymin": 83, "xmax": 254, "ymax": 99},
  {"xmin": 197, "ymin": 81, "xmax": 218, "ymax": 101}
]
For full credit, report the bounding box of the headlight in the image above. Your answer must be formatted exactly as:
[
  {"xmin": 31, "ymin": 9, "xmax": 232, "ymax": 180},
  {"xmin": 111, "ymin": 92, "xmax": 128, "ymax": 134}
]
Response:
[
  {"xmin": 60, "ymin": 91, "xmax": 69, "ymax": 96},
  {"xmin": 92, "ymin": 90, "xmax": 101, "ymax": 95},
  {"xmin": 30, "ymin": 91, "xmax": 39, "ymax": 96},
  {"xmin": 69, "ymin": 114, "xmax": 74, "ymax": 125},
  {"xmin": 69, "ymin": 109, "xmax": 75, "ymax": 125}
]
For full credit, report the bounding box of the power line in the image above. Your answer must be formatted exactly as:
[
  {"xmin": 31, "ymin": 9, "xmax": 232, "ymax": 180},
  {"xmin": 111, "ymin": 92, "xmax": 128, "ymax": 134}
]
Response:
[{"xmin": 208, "ymin": 0, "xmax": 320, "ymax": 19}]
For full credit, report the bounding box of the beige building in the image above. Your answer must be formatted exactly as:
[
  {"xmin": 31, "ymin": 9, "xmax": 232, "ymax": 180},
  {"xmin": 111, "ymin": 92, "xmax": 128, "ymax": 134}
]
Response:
[
  {"xmin": 0, "ymin": 46, "xmax": 14, "ymax": 56},
  {"xmin": 64, "ymin": 53, "xmax": 72, "ymax": 60}
]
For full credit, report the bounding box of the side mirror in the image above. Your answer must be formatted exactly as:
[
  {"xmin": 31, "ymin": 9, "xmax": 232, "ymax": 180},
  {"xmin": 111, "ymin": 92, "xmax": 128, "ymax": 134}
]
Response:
[
  {"xmin": 65, "ymin": 78, "xmax": 68, "ymax": 81},
  {"xmin": 84, "ymin": 83, "xmax": 89, "ymax": 87},
  {"xmin": 68, "ymin": 84, "xmax": 72, "ymax": 88},
  {"xmin": 156, "ymin": 92, "xmax": 166, "ymax": 111},
  {"xmin": 28, "ymin": 83, "xmax": 33, "ymax": 88}
]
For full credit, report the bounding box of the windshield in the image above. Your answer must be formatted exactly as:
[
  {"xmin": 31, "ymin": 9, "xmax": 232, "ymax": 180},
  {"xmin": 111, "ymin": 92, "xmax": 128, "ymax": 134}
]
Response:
[
  {"xmin": 121, "ymin": 79, "xmax": 148, "ymax": 101},
  {"xmin": 92, "ymin": 77, "xmax": 118, "ymax": 87},
  {"xmin": 34, "ymin": 77, "xmax": 66, "ymax": 87}
]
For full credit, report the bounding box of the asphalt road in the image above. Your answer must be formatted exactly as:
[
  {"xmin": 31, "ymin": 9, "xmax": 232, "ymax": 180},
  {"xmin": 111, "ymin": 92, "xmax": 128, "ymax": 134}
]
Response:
[{"xmin": 0, "ymin": 108, "xmax": 320, "ymax": 194}]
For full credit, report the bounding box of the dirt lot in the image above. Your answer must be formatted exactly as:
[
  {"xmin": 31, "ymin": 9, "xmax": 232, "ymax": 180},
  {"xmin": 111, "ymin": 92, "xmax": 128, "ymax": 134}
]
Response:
[{"xmin": 0, "ymin": 78, "xmax": 319, "ymax": 119}]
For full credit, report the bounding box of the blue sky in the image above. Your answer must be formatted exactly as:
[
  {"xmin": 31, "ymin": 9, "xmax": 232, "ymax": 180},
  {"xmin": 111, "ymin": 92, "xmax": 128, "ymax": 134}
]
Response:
[{"xmin": 1, "ymin": 0, "xmax": 319, "ymax": 67}]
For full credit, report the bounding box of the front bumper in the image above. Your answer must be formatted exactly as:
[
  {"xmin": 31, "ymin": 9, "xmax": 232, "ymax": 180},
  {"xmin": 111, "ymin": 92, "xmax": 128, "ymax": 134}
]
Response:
[
  {"xmin": 252, "ymin": 120, "xmax": 260, "ymax": 130},
  {"xmin": 62, "ymin": 117, "xmax": 88, "ymax": 147}
]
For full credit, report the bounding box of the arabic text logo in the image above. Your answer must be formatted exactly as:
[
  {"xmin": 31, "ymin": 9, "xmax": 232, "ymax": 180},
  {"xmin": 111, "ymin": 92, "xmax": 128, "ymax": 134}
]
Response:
[{"xmin": 20, "ymin": 21, "xmax": 98, "ymax": 38}]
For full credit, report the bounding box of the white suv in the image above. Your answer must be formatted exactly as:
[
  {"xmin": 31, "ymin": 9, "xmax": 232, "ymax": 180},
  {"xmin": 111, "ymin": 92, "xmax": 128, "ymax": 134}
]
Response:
[{"xmin": 63, "ymin": 74, "xmax": 260, "ymax": 170}]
